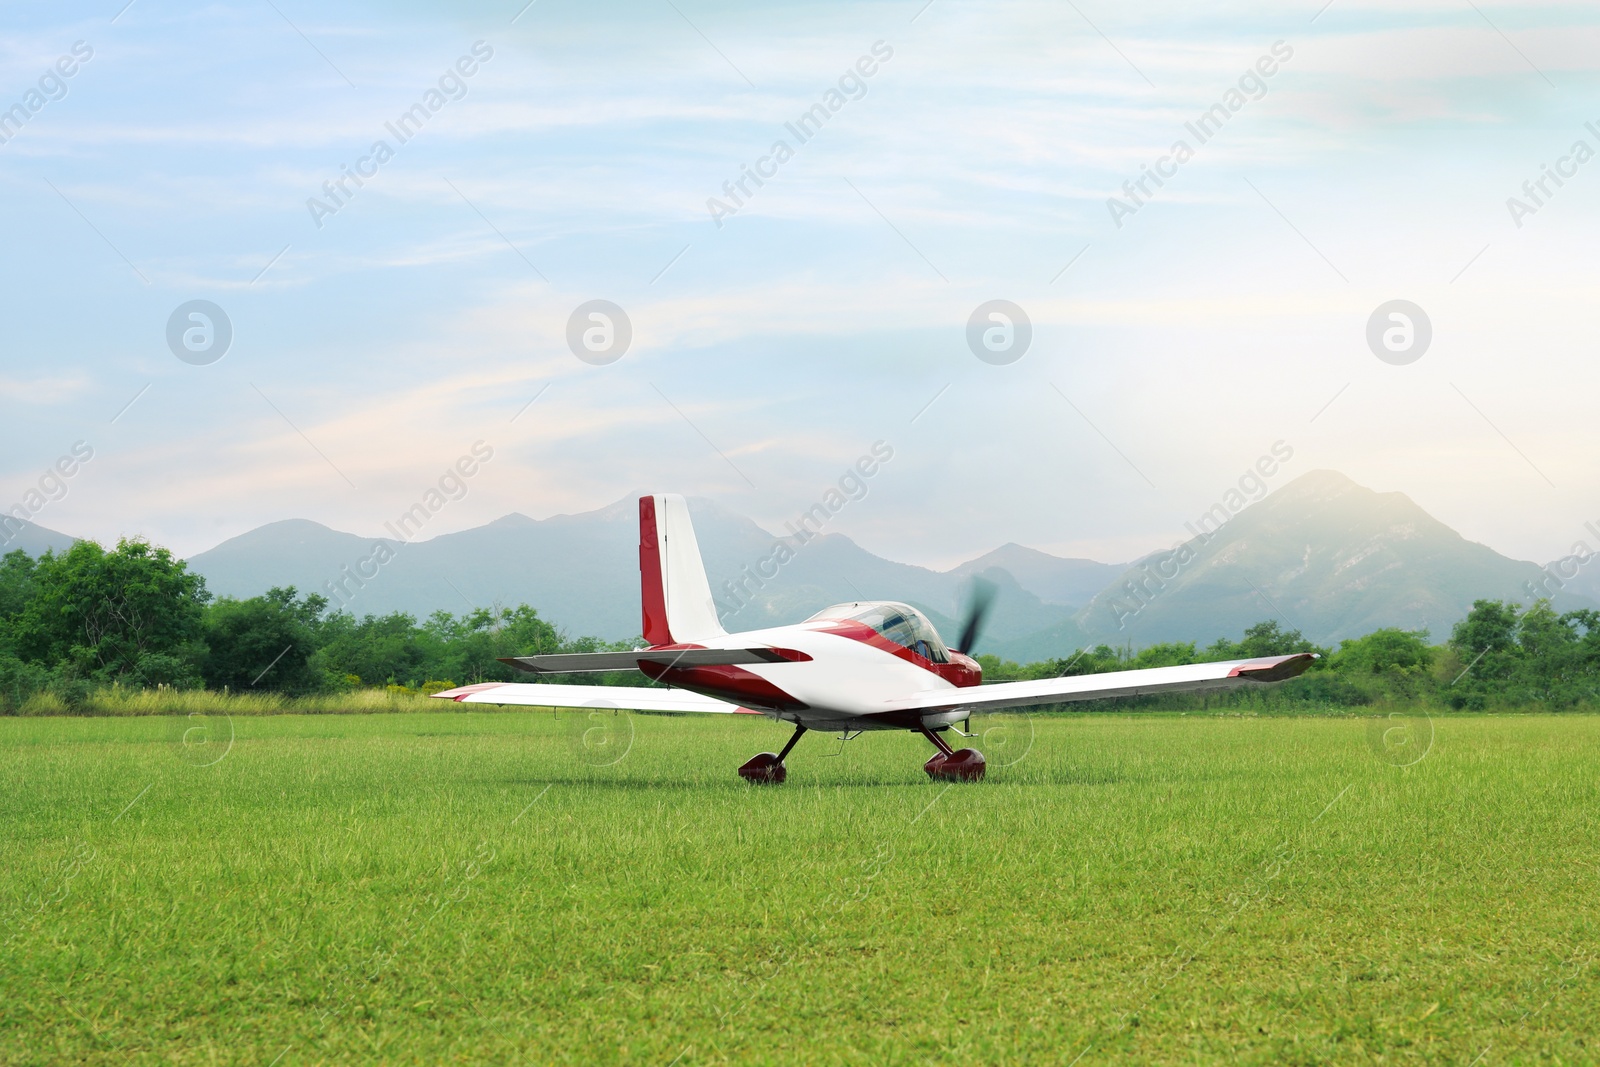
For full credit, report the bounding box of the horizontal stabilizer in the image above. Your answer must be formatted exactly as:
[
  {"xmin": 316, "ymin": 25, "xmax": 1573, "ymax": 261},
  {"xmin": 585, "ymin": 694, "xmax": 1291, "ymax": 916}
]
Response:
[{"xmin": 499, "ymin": 647, "xmax": 812, "ymax": 674}]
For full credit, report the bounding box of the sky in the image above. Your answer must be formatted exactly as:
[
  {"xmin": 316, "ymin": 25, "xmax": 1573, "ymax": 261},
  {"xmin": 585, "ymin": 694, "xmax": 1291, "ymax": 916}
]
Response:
[{"xmin": 2, "ymin": 0, "xmax": 1598, "ymax": 570}]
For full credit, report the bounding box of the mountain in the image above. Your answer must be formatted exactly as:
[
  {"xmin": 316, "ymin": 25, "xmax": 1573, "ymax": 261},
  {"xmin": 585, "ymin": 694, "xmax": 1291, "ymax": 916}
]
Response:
[
  {"xmin": 1070, "ymin": 470, "xmax": 1582, "ymax": 648},
  {"xmin": 186, "ymin": 499, "xmax": 1082, "ymax": 646},
  {"xmin": 950, "ymin": 544, "xmax": 1121, "ymax": 607},
  {"xmin": 187, "ymin": 518, "xmax": 389, "ymax": 599},
  {"xmin": 1538, "ymin": 521, "xmax": 1600, "ymax": 605},
  {"xmin": 169, "ymin": 472, "xmax": 1600, "ymax": 657},
  {"xmin": 0, "ymin": 518, "xmax": 76, "ymax": 558},
  {"xmin": 1556, "ymin": 567, "xmax": 1600, "ymax": 605},
  {"xmin": 191, "ymin": 503, "xmax": 648, "ymax": 639}
]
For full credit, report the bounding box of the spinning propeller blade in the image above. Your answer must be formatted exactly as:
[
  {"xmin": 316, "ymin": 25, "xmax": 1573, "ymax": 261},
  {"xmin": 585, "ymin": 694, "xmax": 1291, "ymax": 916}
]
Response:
[{"xmin": 954, "ymin": 576, "xmax": 997, "ymax": 655}]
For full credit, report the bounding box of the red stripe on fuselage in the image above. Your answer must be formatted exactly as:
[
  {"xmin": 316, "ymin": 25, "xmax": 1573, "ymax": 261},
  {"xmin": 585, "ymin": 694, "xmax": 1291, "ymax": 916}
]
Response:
[
  {"xmin": 639, "ymin": 659, "xmax": 809, "ymax": 712},
  {"xmin": 809, "ymin": 620, "xmax": 982, "ymax": 687}
]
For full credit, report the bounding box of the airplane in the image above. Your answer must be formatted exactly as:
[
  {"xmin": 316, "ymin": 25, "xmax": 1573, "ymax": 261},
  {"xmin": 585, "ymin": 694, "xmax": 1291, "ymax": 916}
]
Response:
[{"xmin": 433, "ymin": 494, "xmax": 1317, "ymax": 782}]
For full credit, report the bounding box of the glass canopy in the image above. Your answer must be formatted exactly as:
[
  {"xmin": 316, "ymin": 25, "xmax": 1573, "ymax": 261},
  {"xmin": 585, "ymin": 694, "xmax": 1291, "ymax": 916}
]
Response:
[{"xmin": 806, "ymin": 601, "xmax": 950, "ymax": 662}]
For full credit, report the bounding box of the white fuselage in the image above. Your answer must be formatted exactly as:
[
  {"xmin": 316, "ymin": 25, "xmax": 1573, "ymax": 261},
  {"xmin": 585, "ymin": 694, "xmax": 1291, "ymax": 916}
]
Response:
[{"xmin": 657, "ymin": 620, "xmax": 977, "ymax": 733}]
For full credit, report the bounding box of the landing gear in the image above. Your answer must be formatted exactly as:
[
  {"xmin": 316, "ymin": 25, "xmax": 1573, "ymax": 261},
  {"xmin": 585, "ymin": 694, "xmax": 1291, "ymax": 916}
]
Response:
[
  {"xmin": 738, "ymin": 724, "xmax": 807, "ymax": 784},
  {"xmin": 919, "ymin": 724, "xmax": 985, "ymax": 782}
]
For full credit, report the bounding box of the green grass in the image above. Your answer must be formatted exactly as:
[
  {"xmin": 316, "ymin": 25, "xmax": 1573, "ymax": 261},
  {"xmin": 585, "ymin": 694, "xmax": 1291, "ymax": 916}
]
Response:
[
  {"xmin": 1, "ymin": 710, "xmax": 1595, "ymax": 1065},
  {"xmin": 9, "ymin": 685, "xmax": 445, "ymax": 717}
]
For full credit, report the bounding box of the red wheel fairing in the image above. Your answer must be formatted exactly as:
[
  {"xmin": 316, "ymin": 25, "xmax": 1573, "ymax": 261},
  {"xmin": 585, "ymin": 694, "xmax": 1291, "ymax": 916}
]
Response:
[
  {"xmin": 738, "ymin": 752, "xmax": 787, "ymax": 783},
  {"xmin": 924, "ymin": 748, "xmax": 986, "ymax": 781}
]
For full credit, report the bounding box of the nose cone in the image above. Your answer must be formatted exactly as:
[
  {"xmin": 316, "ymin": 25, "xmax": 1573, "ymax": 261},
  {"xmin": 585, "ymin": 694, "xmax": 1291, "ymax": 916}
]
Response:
[{"xmin": 947, "ymin": 650, "xmax": 983, "ymax": 687}]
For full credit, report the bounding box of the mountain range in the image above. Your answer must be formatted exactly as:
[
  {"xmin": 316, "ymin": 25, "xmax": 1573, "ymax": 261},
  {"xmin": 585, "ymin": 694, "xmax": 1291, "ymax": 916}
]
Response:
[{"xmin": 11, "ymin": 471, "xmax": 1594, "ymax": 660}]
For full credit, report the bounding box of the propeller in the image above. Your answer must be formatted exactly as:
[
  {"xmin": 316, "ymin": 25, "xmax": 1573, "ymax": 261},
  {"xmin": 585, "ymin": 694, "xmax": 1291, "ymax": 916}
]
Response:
[{"xmin": 954, "ymin": 576, "xmax": 997, "ymax": 655}]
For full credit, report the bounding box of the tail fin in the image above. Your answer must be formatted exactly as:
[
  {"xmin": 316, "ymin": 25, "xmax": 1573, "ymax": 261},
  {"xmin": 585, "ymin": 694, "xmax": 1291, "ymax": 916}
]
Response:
[{"xmin": 639, "ymin": 494, "xmax": 727, "ymax": 646}]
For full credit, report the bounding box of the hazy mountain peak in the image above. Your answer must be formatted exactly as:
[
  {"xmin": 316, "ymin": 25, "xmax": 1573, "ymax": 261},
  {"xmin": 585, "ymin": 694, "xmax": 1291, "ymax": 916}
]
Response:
[
  {"xmin": 209, "ymin": 518, "xmax": 359, "ymax": 548},
  {"xmin": 1072, "ymin": 468, "xmax": 1567, "ymax": 648},
  {"xmin": 1280, "ymin": 468, "xmax": 1361, "ymax": 493},
  {"xmin": 951, "ymin": 542, "xmax": 1121, "ymax": 609},
  {"xmin": 482, "ymin": 513, "xmax": 537, "ymax": 529}
]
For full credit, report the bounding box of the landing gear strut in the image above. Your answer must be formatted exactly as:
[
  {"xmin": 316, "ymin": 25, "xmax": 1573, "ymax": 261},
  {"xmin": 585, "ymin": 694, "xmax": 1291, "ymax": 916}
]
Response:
[
  {"xmin": 919, "ymin": 724, "xmax": 986, "ymax": 782},
  {"xmin": 738, "ymin": 724, "xmax": 807, "ymax": 784}
]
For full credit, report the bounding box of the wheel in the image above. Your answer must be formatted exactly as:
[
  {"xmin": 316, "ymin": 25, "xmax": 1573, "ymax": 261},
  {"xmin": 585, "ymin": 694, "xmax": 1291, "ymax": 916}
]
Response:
[
  {"xmin": 923, "ymin": 748, "xmax": 986, "ymax": 782},
  {"xmin": 738, "ymin": 752, "xmax": 787, "ymax": 784}
]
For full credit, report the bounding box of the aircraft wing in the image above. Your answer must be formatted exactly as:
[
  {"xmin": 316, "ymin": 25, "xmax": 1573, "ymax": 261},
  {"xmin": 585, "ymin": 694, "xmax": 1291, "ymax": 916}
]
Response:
[
  {"xmin": 500, "ymin": 647, "xmax": 810, "ymax": 674},
  {"xmin": 431, "ymin": 682, "xmax": 763, "ymax": 714},
  {"xmin": 882, "ymin": 653, "xmax": 1319, "ymax": 715}
]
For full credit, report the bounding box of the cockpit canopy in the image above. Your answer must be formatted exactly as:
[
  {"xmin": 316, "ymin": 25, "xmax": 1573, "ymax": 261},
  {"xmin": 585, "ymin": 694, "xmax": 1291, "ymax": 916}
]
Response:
[{"xmin": 806, "ymin": 601, "xmax": 950, "ymax": 663}]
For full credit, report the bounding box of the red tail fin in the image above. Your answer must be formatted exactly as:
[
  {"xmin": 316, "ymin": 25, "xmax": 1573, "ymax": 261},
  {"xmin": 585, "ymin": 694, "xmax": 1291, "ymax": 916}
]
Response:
[
  {"xmin": 638, "ymin": 494, "xmax": 727, "ymax": 646},
  {"xmin": 639, "ymin": 496, "xmax": 672, "ymax": 645}
]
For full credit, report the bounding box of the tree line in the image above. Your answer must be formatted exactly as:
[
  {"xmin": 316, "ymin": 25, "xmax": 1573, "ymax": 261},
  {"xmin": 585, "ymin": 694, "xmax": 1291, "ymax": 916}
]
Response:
[
  {"xmin": 977, "ymin": 610, "xmax": 1600, "ymax": 711},
  {"xmin": 0, "ymin": 539, "xmax": 628, "ymax": 709},
  {"xmin": 2, "ymin": 538, "xmax": 1597, "ymax": 713}
]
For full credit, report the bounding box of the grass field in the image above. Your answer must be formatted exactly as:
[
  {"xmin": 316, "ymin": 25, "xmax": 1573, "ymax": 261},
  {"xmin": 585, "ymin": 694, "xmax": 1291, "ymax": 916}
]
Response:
[{"xmin": 2, "ymin": 709, "xmax": 1595, "ymax": 1065}]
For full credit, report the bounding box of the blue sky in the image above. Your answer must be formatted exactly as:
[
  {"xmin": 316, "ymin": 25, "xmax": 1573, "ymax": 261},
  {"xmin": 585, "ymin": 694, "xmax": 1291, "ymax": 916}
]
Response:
[{"xmin": 3, "ymin": 0, "xmax": 1598, "ymax": 568}]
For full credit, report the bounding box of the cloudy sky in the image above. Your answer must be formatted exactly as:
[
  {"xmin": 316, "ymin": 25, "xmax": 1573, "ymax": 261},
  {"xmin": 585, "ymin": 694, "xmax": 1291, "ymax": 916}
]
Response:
[{"xmin": 3, "ymin": 0, "xmax": 1597, "ymax": 569}]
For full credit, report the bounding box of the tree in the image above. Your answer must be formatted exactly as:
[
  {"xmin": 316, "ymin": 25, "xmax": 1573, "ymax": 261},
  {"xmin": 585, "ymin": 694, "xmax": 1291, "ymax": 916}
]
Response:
[
  {"xmin": 1130, "ymin": 642, "xmax": 1198, "ymax": 669},
  {"xmin": 1330, "ymin": 628, "xmax": 1433, "ymax": 675},
  {"xmin": 202, "ymin": 587, "xmax": 327, "ymax": 694},
  {"xmin": 14, "ymin": 539, "xmax": 209, "ymax": 684},
  {"xmin": 1445, "ymin": 599, "xmax": 1600, "ymax": 709},
  {"xmin": 1450, "ymin": 599, "xmax": 1520, "ymax": 660},
  {"xmin": 1206, "ymin": 620, "xmax": 1324, "ymax": 661},
  {"xmin": 0, "ymin": 550, "xmax": 47, "ymax": 705},
  {"xmin": 311, "ymin": 610, "xmax": 444, "ymax": 688},
  {"xmin": 0, "ymin": 550, "xmax": 37, "ymax": 623},
  {"xmin": 424, "ymin": 604, "xmax": 564, "ymax": 685},
  {"xmin": 1051, "ymin": 644, "xmax": 1127, "ymax": 677}
]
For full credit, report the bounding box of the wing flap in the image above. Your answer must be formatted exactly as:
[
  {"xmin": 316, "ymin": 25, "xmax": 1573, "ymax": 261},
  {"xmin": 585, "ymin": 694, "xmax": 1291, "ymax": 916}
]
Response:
[
  {"xmin": 430, "ymin": 682, "xmax": 762, "ymax": 714},
  {"xmin": 884, "ymin": 653, "xmax": 1319, "ymax": 715}
]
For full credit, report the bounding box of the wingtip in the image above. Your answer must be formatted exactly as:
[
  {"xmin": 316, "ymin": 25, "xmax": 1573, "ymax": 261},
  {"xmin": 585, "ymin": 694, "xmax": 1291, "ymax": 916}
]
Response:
[
  {"xmin": 1229, "ymin": 652, "xmax": 1319, "ymax": 682},
  {"xmin": 431, "ymin": 683, "xmax": 505, "ymax": 702}
]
